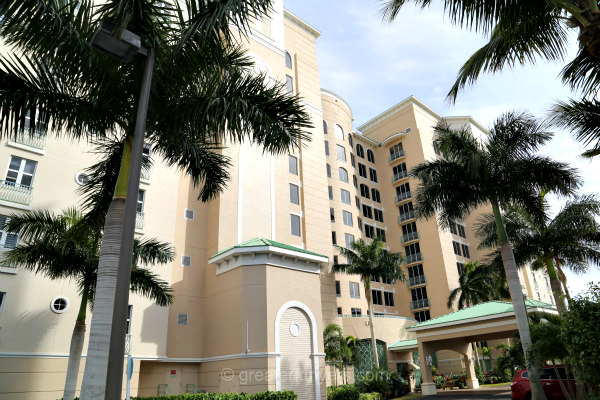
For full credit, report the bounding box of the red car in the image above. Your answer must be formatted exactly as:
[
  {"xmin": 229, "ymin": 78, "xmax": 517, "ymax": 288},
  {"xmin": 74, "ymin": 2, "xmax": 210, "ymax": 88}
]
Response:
[{"xmin": 511, "ymin": 365, "xmax": 577, "ymax": 400}]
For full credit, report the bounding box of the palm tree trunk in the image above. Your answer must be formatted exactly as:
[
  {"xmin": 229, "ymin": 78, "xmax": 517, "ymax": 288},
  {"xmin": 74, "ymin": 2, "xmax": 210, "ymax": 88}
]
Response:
[
  {"xmin": 365, "ymin": 277, "xmax": 380, "ymax": 369},
  {"xmin": 544, "ymin": 258, "xmax": 567, "ymax": 314},
  {"xmin": 554, "ymin": 259, "xmax": 572, "ymax": 306},
  {"xmin": 63, "ymin": 291, "xmax": 88, "ymax": 400},
  {"xmin": 474, "ymin": 344, "xmax": 483, "ymax": 372},
  {"xmin": 492, "ymin": 201, "xmax": 547, "ymax": 400}
]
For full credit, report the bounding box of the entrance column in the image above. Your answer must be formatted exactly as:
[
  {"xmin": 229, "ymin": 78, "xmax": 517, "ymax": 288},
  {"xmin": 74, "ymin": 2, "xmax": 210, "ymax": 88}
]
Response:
[
  {"xmin": 463, "ymin": 352, "xmax": 480, "ymax": 390},
  {"xmin": 417, "ymin": 341, "xmax": 436, "ymax": 396}
]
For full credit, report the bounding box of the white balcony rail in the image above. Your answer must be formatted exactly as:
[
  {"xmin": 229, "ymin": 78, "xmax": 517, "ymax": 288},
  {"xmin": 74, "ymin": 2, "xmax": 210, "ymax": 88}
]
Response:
[
  {"xmin": 0, "ymin": 181, "xmax": 33, "ymax": 205},
  {"xmin": 389, "ymin": 150, "xmax": 406, "ymax": 162},
  {"xmin": 395, "ymin": 191, "xmax": 412, "ymax": 204},
  {"xmin": 406, "ymin": 253, "xmax": 423, "ymax": 264},
  {"xmin": 125, "ymin": 333, "xmax": 132, "ymax": 355},
  {"xmin": 408, "ymin": 275, "xmax": 427, "ymax": 287},
  {"xmin": 136, "ymin": 211, "xmax": 145, "ymax": 230},
  {"xmin": 410, "ymin": 298, "xmax": 430, "ymax": 310},
  {"xmin": 9, "ymin": 129, "xmax": 47, "ymax": 150},
  {"xmin": 402, "ymin": 231, "xmax": 420, "ymax": 243},
  {"xmin": 392, "ymin": 170, "xmax": 408, "ymax": 183},
  {"xmin": 398, "ymin": 210, "xmax": 416, "ymax": 223}
]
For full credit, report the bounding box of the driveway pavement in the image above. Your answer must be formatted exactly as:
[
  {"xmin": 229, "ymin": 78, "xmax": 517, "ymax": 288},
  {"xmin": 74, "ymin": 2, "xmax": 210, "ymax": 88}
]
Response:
[{"xmin": 425, "ymin": 385, "xmax": 511, "ymax": 400}]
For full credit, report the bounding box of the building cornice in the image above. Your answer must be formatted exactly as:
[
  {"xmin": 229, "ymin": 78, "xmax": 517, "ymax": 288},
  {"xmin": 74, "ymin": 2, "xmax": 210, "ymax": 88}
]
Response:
[
  {"xmin": 284, "ymin": 9, "xmax": 321, "ymax": 38},
  {"xmin": 357, "ymin": 95, "xmax": 442, "ymax": 134},
  {"xmin": 320, "ymin": 88, "xmax": 353, "ymax": 116},
  {"xmin": 351, "ymin": 131, "xmax": 381, "ymax": 147},
  {"xmin": 444, "ymin": 116, "xmax": 489, "ymax": 134}
]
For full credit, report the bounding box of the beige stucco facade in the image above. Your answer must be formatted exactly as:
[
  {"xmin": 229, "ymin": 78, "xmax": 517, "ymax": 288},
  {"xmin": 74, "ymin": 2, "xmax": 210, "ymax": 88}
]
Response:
[{"xmin": 0, "ymin": 4, "xmax": 555, "ymax": 400}]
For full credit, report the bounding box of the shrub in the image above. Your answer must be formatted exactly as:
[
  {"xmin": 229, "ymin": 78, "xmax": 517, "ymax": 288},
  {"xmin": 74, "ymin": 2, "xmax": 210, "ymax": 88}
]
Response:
[
  {"xmin": 358, "ymin": 393, "xmax": 382, "ymax": 400},
  {"xmin": 128, "ymin": 390, "xmax": 296, "ymax": 400},
  {"xmin": 327, "ymin": 384, "xmax": 360, "ymax": 400},
  {"xmin": 355, "ymin": 369, "xmax": 390, "ymax": 395}
]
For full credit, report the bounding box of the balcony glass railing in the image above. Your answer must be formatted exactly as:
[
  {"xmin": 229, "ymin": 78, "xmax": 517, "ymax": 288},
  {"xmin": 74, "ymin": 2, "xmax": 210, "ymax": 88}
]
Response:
[
  {"xmin": 410, "ymin": 298, "xmax": 430, "ymax": 310},
  {"xmin": 398, "ymin": 210, "xmax": 416, "ymax": 223},
  {"xmin": 406, "ymin": 253, "xmax": 423, "ymax": 264},
  {"xmin": 0, "ymin": 181, "xmax": 33, "ymax": 205},
  {"xmin": 9, "ymin": 129, "xmax": 47, "ymax": 150},
  {"xmin": 408, "ymin": 275, "xmax": 427, "ymax": 287},
  {"xmin": 395, "ymin": 191, "xmax": 412, "ymax": 204},
  {"xmin": 392, "ymin": 170, "xmax": 408, "ymax": 183},
  {"xmin": 402, "ymin": 231, "xmax": 420, "ymax": 243},
  {"xmin": 136, "ymin": 211, "xmax": 145, "ymax": 230},
  {"xmin": 389, "ymin": 150, "xmax": 406, "ymax": 162}
]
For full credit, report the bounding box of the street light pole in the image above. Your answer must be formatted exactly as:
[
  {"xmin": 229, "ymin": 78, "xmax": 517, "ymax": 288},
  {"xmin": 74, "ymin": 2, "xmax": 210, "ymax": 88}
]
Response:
[{"xmin": 105, "ymin": 47, "xmax": 155, "ymax": 400}]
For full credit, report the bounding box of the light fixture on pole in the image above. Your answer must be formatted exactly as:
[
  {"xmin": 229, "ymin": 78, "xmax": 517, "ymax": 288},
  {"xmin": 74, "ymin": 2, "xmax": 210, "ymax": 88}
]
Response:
[{"xmin": 89, "ymin": 20, "xmax": 154, "ymax": 400}]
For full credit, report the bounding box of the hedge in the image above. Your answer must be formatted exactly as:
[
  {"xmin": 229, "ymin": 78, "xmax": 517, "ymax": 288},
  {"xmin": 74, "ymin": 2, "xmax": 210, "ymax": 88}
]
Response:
[
  {"xmin": 58, "ymin": 391, "xmax": 296, "ymax": 400},
  {"xmin": 358, "ymin": 393, "xmax": 382, "ymax": 400},
  {"xmin": 327, "ymin": 384, "xmax": 360, "ymax": 400}
]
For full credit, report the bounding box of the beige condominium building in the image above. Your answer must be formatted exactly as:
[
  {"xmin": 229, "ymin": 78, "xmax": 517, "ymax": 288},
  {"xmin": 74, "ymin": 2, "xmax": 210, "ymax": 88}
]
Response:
[{"xmin": 0, "ymin": 3, "xmax": 554, "ymax": 400}]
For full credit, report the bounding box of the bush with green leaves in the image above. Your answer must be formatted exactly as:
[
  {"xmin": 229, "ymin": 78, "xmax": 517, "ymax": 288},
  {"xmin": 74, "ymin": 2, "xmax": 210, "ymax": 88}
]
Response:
[
  {"xmin": 327, "ymin": 384, "xmax": 360, "ymax": 400},
  {"xmin": 355, "ymin": 369, "xmax": 390, "ymax": 395},
  {"xmin": 358, "ymin": 393, "xmax": 382, "ymax": 400}
]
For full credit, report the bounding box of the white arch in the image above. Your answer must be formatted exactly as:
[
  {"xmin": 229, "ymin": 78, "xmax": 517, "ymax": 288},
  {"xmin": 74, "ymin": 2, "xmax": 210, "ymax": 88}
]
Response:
[
  {"xmin": 275, "ymin": 301, "xmax": 321, "ymax": 400},
  {"xmin": 247, "ymin": 53, "xmax": 274, "ymax": 80}
]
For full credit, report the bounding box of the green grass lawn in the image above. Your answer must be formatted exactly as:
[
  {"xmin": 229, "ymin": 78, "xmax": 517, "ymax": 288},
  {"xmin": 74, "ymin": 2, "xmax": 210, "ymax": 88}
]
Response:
[
  {"xmin": 480, "ymin": 382, "xmax": 511, "ymax": 387},
  {"xmin": 391, "ymin": 395, "xmax": 423, "ymax": 400}
]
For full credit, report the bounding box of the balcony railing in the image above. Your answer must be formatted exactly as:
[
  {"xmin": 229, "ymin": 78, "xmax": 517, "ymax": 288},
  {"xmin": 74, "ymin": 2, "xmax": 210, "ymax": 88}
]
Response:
[
  {"xmin": 402, "ymin": 231, "xmax": 420, "ymax": 243},
  {"xmin": 9, "ymin": 129, "xmax": 47, "ymax": 150},
  {"xmin": 140, "ymin": 167, "xmax": 151, "ymax": 182},
  {"xmin": 410, "ymin": 298, "xmax": 430, "ymax": 310},
  {"xmin": 389, "ymin": 150, "xmax": 406, "ymax": 162},
  {"xmin": 395, "ymin": 191, "xmax": 412, "ymax": 204},
  {"xmin": 408, "ymin": 275, "xmax": 427, "ymax": 287},
  {"xmin": 406, "ymin": 253, "xmax": 423, "ymax": 264},
  {"xmin": 398, "ymin": 210, "xmax": 416, "ymax": 223},
  {"xmin": 0, "ymin": 181, "xmax": 33, "ymax": 205},
  {"xmin": 125, "ymin": 333, "xmax": 132, "ymax": 355},
  {"xmin": 136, "ymin": 211, "xmax": 145, "ymax": 230},
  {"xmin": 392, "ymin": 170, "xmax": 408, "ymax": 183}
]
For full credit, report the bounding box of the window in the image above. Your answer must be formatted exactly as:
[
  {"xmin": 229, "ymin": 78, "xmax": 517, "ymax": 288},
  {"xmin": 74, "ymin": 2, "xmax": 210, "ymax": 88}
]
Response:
[
  {"xmin": 335, "ymin": 280, "xmax": 341, "ymax": 296},
  {"xmin": 353, "ymin": 175, "xmax": 358, "ymax": 188},
  {"xmin": 372, "ymin": 289, "xmax": 383, "ymax": 305},
  {"xmin": 408, "ymin": 264, "xmax": 424, "ymax": 279},
  {"xmin": 351, "ymin": 308, "xmax": 362, "ymax": 316},
  {"xmin": 371, "ymin": 189, "xmax": 381, "ymax": 203},
  {"xmin": 0, "ymin": 215, "xmax": 19, "ymax": 250},
  {"xmin": 357, "ymin": 218, "xmax": 363, "ymax": 231},
  {"xmin": 126, "ymin": 305, "xmax": 133, "ymax": 334},
  {"xmin": 334, "ymin": 124, "xmax": 344, "ymax": 140},
  {"xmin": 337, "ymin": 307, "xmax": 342, "ymax": 315},
  {"xmin": 336, "ymin": 145, "xmax": 346, "ymax": 162},
  {"xmin": 376, "ymin": 227, "xmax": 386, "ymax": 242},
  {"xmin": 184, "ymin": 209, "xmax": 195, "ymax": 220},
  {"xmin": 137, "ymin": 190, "xmax": 145, "ymax": 213},
  {"xmin": 351, "ymin": 153, "xmax": 356, "ymax": 168},
  {"xmin": 177, "ymin": 313, "xmax": 188, "ymax": 326},
  {"xmin": 345, "ymin": 233, "xmax": 354, "ymax": 248},
  {"xmin": 405, "ymin": 243, "xmax": 421, "ymax": 257},
  {"xmin": 365, "ymin": 224, "xmax": 375, "ymax": 239},
  {"xmin": 291, "ymin": 214, "xmax": 301, "ymax": 236},
  {"xmin": 356, "ymin": 144, "xmax": 365, "ymax": 158},
  {"xmin": 369, "ymin": 168, "xmax": 378, "ymax": 183},
  {"xmin": 461, "ymin": 244, "xmax": 471, "ymax": 258},
  {"xmin": 382, "ymin": 277, "xmax": 392, "ymax": 284},
  {"xmin": 6, "ymin": 156, "xmax": 37, "ymax": 187},
  {"xmin": 372, "ymin": 276, "xmax": 380, "ymax": 283},
  {"xmin": 323, "ymin": 120, "xmax": 328, "ymax": 134},
  {"xmin": 288, "ymin": 155, "xmax": 298, "ymax": 175},
  {"xmin": 325, "ymin": 140, "xmax": 329, "ymax": 156},
  {"xmin": 452, "ymin": 241, "xmax": 462, "ymax": 256},
  {"xmin": 348, "ymin": 134, "xmax": 353, "ymax": 147},
  {"xmin": 339, "ymin": 167, "xmax": 349, "ymax": 182},
  {"xmin": 349, "ymin": 282, "xmax": 360, "ymax": 299},
  {"xmin": 330, "ymin": 208, "xmax": 335, "ymax": 223},
  {"xmin": 360, "ymin": 183, "xmax": 370, "ymax": 199},
  {"xmin": 355, "ymin": 196, "xmax": 361, "ymax": 209},
  {"xmin": 433, "ymin": 140, "xmax": 441, "ymax": 155},
  {"xmin": 343, "ymin": 211, "xmax": 353, "ymax": 226},
  {"xmin": 374, "ymin": 209, "xmax": 384, "ymax": 223},
  {"xmin": 367, "ymin": 149, "xmax": 375, "ymax": 163},
  {"xmin": 396, "ymin": 182, "xmax": 411, "ymax": 196},
  {"xmin": 384, "ymin": 292, "xmax": 394, "ymax": 306},
  {"xmin": 0, "ymin": 291, "xmax": 5, "ymax": 315},
  {"xmin": 393, "ymin": 163, "xmax": 408, "ymax": 180},
  {"xmin": 142, "ymin": 142, "xmax": 151, "ymax": 163},
  {"xmin": 411, "ymin": 287, "xmax": 428, "ymax": 301},
  {"xmin": 414, "ymin": 310, "xmax": 431, "ymax": 322},
  {"xmin": 21, "ymin": 108, "xmax": 48, "ymax": 135},
  {"xmin": 398, "ymin": 202, "xmax": 414, "ymax": 216},
  {"xmin": 332, "ymin": 231, "xmax": 337, "ymax": 245},
  {"xmin": 285, "ymin": 75, "xmax": 293, "ymax": 93},
  {"xmin": 50, "ymin": 296, "xmax": 69, "ymax": 314},
  {"xmin": 358, "ymin": 163, "xmax": 367, "ymax": 178},
  {"xmin": 362, "ymin": 205, "xmax": 373, "ymax": 219},
  {"xmin": 458, "ymin": 224, "xmax": 467, "ymax": 238},
  {"xmin": 390, "ymin": 142, "xmax": 404, "ymax": 156},
  {"xmin": 450, "ymin": 223, "xmax": 458, "ymax": 235},
  {"xmin": 289, "ymin": 183, "xmax": 299, "ymax": 205},
  {"xmin": 326, "ymin": 164, "xmax": 331, "ymax": 178},
  {"xmin": 328, "ymin": 186, "xmax": 333, "ymax": 200},
  {"xmin": 333, "ymin": 255, "xmax": 339, "ymax": 264},
  {"xmin": 181, "ymin": 255, "xmax": 192, "ymax": 267},
  {"xmin": 341, "ymin": 189, "xmax": 351, "ymax": 204},
  {"xmin": 402, "ymin": 221, "xmax": 418, "ymax": 235},
  {"xmin": 285, "ymin": 51, "xmax": 293, "ymax": 69}
]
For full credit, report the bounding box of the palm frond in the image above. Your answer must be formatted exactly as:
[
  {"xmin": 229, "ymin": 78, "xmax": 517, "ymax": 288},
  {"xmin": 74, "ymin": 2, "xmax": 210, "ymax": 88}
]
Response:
[
  {"xmin": 551, "ymin": 98, "xmax": 600, "ymax": 157},
  {"xmin": 560, "ymin": 49, "xmax": 600, "ymax": 98},
  {"xmin": 129, "ymin": 266, "xmax": 173, "ymax": 306},
  {"xmin": 133, "ymin": 238, "xmax": 175, "ymax": 266}
]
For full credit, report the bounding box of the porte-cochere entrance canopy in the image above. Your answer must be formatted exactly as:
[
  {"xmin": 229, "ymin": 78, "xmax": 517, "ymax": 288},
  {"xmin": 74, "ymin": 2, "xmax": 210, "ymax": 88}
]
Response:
[{"xmin": 390, "ymin": 299, "xmax": 557, "ymax": 396}]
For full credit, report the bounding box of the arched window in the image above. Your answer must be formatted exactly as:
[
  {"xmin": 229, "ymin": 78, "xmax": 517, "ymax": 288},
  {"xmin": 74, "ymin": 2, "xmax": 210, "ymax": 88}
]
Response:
[
  {"xmin": 323, "ymin": 120, "xmax": 328, "ymax": 134},
  {"xmin": 339, "ymin": 167, "xmax": 349, "ymax": 183},
  {"xmin": 348, "ymin": 134, "xmax": 353, "ymax": 147},
  {"xmin": 334, "ymin": 124, "xmax": 344, "ymax": 140},
  {"xmin": 367, "ymin": 149, "xmax": 375, "ymax": 163},
  {"xmin": 356, "ymin": 143, "xmax": 365, "ymax": 158},
  {"xmin": 285, "ymin": 51, "xmax": 293, "ymax": 69}
]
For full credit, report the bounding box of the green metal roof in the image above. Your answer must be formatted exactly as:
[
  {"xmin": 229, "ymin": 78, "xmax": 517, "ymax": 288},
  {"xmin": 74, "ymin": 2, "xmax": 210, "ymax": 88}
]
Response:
[
  {"xmin": 408, "ymin": 299, "xmax": 556, "ymax": 330},
  {"xmin": 389, "ymin": 339, "xmax": 418, "ymax": 350},
  {"xmin": 209, "ymin": 238, "xmax": 328, "ymax": 261}
]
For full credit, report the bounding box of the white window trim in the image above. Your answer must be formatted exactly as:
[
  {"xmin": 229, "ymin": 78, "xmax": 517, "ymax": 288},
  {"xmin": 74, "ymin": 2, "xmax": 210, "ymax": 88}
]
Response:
[{"xmin": 50, "ymin": 296, "xmax": 70, "ymax": 314}]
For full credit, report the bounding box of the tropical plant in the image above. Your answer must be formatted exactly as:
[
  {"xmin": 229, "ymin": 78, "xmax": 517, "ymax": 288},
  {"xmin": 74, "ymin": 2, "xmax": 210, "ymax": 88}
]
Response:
[
  {"xmin": 447, "ymin": 261, "xmax": 503, "ymax": 310},
  {"xmin": 324, "ymin": 323, "xmax": 345, "ymax": 385},
  {"xmin": 476, "ymin": 195, "xmax": 600, "ymax": 314},
  {"xmin": 2, "ymin": 208, "xmax": 173, "ymax": 400},
  {"xmin": 334, "ymin": 237, "xmax": 406, "ymax": 369},
  {"xmin": 0, "ymin": 0, "xmax": 312, "ymax": 396},
  {"xmin": 327, "ymin": 384, "xmax": 360, "ymax": 400},
  {"xmin": 409, "ymin": 111, "xmax": 579, "ymax": 400}
]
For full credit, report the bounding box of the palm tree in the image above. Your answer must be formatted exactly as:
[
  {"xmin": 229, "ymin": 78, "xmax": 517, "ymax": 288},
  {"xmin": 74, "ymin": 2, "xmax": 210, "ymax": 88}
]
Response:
[
  {"xmin": 324, "ymin": 323, "xmax": 344, "ymax": 386},
  {"xmin": 410, "ymin": 111, "xmax": 579, "ymax": 400},
  {"xmin": 447, "ymin": 262, "xmax": 502, "ymax": 310},
  {"xmin": 476, "ymin": 195, "xmax": 600, "ymax": 314},
  {"xmin": 0, "ymin": 1, "xmax": 312, "ymax": 395},
  {"xmin": 341, "ymin": 335, "xmax": 359, "ymax": 384},
  {"xmin": 334, "ymin": 237, "xmax": 406, "ymax": 369},
  {"xmin": 2, "ymin": 208, "xmax": 173, "ymax": 400},
  {"xmin": 380, "ymin": 0, "xmax": 600, "ymax": 157}
]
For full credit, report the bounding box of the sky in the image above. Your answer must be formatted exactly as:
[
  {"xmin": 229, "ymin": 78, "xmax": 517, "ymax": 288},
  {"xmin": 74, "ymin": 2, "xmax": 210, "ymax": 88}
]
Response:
[{"xmin": 285, "ymin": 0, "xmax": 600, "ymax": 296}]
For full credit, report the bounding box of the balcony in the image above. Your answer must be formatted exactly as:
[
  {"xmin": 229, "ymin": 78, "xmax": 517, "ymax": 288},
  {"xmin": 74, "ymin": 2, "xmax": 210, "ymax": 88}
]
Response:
[
  {"xmin": 408, "ymin": 275, "xmax": 427, "ymax": 287},
  {"xmin": 136, "ymin": 211, "xmax": 145, "ymax": 230},
  {"xmin": 392, "ymin": 170, "xmax": 408, "ymax": 183},
  {"xmin": 406, "ymin": 253, "xmax": 423, "ymax": 264},
  {"xmin": 402, "ymin": 231, "xmax": 420, "ymax": 243},
  {"xmin": 0, "ymin": 181, "xmax": 33, "ymax": 205},
  {"xmin": 9, "ymin": 129, "xmax": 47, "ymax": 150},
  {"xmin": 410, "ymin": 298, "xmax": 430, "ymax": 310},
  {"xmin": 389, "ymin": 150, "xmax": 406, "ymax": 162},
  {"xmin": 394, "ymin": 191, "xmax": 412, "ymax": 204},
  {"xmin": 398, "ymin": 210, "xmax": 416, "ymax": 223}
]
